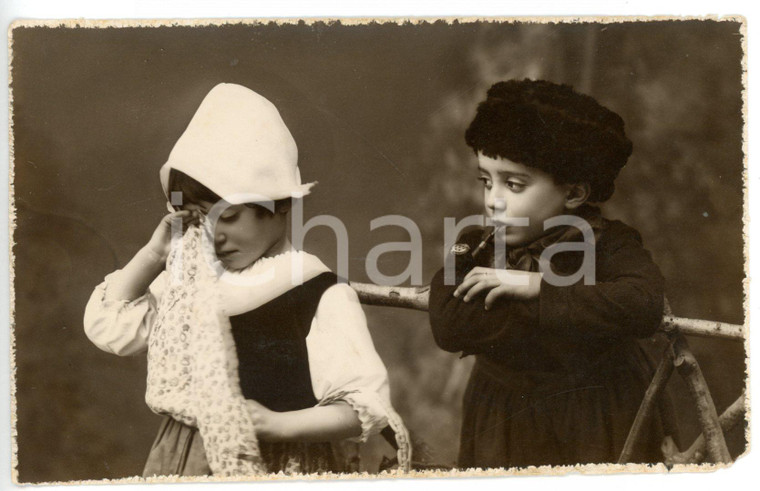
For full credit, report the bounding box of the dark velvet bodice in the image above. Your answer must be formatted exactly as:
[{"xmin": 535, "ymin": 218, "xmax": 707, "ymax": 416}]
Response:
[{"xmin": 230, "ymin": 272, "xmax": 337, "ymax": 412}]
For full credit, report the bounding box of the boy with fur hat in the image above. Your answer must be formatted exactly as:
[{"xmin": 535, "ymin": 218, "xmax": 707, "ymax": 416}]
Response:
[
  {"xmin": 84, "ymin": 83, "xmax": 409, "ymax": 476},
  {"xmin": 429, "ymin": 79, "xmax": 677, "ymax": 468}
]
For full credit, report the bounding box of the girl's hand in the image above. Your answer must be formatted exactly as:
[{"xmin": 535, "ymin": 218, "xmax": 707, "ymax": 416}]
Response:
[
  {"xmin": 246, "ymin": 399, "xmax": 287, "ymax": 441},
  {"xmin": 453, "ymin": 267, "xmax": 543, "ymax": 309},
  {"xmin": 102, "ymin": 209, "xmax": 201, "ymax": 302},
  {"xmin": 145, "ymin": 210, "xmax": 202, "ymax": 262}
]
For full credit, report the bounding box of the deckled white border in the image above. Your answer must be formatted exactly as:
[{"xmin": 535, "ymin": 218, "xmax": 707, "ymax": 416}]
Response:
[{"xmin": 2, "ymin": 2, "xmax": 755, "ymax": 491}]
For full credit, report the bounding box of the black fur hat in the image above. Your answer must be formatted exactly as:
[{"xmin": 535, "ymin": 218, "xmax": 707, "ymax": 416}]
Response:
[{"xmin": 465, "ymin": 79, "xmax": 633, "ymax": 202}]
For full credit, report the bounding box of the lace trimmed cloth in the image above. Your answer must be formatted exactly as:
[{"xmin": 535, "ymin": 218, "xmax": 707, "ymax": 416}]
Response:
[{"xmin": 144, "ymin": 226, "xmax": 264, "ymax": 476}]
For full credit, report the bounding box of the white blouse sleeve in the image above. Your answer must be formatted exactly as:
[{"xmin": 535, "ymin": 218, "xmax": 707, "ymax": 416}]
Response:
[
  {"xmin": 83, "ymin": 270, "xmax": 167, "ymax": 356},
  {"xmin": 306, "ymin": 283, "xmax": 392, "ymax": 443}
]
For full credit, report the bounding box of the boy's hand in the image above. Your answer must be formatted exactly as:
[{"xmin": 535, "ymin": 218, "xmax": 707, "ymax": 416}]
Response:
[
  {"xmin": 453, "ymin": 267, "xmax": 542, "ymax": 309},
  {"xmin": 246, "ymin": 399, "xmax": 287, "ymax": 441},
  {"xmin": 145, "ymin": 210, "xmax": 202, "ymax": 262}
]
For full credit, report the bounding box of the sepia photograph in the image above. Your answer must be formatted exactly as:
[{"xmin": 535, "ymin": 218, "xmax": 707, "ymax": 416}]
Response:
[{"xmin": 6, "ymin": 8, "xmax": 749, "ymax": 488}]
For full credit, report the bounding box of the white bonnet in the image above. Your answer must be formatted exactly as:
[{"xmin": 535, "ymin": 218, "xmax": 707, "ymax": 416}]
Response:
[{"xmin": 160, "ymin": 83, "xmax": 315, "ymax": 204}]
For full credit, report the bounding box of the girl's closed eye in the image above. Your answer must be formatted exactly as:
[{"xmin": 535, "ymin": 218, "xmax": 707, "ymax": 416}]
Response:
[
  {"xmin": 505, "ymin": 179, "xmax": 526, "ymax": 192},
  {"xmin": 219, "ymin": 208, "xmax": 239, "ymax": 222}
]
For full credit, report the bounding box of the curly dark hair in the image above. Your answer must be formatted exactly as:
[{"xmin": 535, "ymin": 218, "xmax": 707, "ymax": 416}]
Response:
[{"xmin": 465, "ymin": 79, "xmax": 633, "ymax": 202}]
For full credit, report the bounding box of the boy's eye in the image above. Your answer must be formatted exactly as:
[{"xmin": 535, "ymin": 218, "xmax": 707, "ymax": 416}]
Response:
[
  {"xmin": 505, "ymin": 180, "xmax": 525, "ymax": 191},
  {"xmin": 477, "ymin": 177, "xmax": 492, "ymax": 190}
]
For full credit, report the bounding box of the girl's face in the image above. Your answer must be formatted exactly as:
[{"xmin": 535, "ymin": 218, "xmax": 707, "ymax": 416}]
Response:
[
  {"xmin": 183, "ymin": 200, "xmax": 289, "ymax": 271},
  {"xmin": 477, "ymin": 153, "xmax": 573, "ymax": 247}
]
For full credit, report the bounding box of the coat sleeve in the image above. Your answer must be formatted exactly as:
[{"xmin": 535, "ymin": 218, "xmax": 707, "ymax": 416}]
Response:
[
  {"xmin": 305, "ymin": 283, "xmax": 393, "ymax": 443},
  {"xmin": 538, "ymin": 222, "xmax": 665, "ymax": 339},
  {"xmin": 429, "ymin": 223, "xmax": 665, "ymax": 355},
  {"xmin": 83, "ymin": 270, "xmax": 167, "ymax": 356},
  {"xmin": 429, "ymin": 263, "xmax": 540, "ymax": 355}
]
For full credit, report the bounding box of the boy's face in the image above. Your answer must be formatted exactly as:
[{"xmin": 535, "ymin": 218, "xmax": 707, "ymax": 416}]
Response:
[
  {"xmin": 478, "ymin": 153, "xmax": 572, "ymax": 247},
  {"xmin": 183, "ymin": 200, "xmax": 288, "ymax": 271}
]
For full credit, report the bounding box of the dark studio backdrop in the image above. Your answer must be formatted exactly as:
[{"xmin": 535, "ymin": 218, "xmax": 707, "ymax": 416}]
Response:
[{"xmin": 10, "ymin": 20, "xmax": 745, "ymax": 482}]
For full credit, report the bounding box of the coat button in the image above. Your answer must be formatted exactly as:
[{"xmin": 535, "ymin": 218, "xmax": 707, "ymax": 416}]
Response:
[{"xmin": 450, "ymin": 243, "xmax": 471, "ymax": 256}]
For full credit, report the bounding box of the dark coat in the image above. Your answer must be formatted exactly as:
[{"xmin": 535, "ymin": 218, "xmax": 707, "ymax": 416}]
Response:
[{"xmin": 429, "ymin": 219, "xmax": 676, "ymax": 468}]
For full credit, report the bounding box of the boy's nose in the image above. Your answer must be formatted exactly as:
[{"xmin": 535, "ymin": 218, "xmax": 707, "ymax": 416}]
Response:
[{"xmin": 487, "ymin": 193, "xmax": 507, "ymax": 213}]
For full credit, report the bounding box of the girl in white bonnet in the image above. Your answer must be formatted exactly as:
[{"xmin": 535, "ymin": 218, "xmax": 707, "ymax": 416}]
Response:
[{"xmin": 84, "ymin": 83, "xmax": 410, "ymax": 477}]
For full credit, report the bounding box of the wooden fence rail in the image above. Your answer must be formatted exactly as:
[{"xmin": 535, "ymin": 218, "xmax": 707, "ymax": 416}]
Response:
[{"xmin": 349, "ymin": 282, "xmax": 746, "ymax": 465}]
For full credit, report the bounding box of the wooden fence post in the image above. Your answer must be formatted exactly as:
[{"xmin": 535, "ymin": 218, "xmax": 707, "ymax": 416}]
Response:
[
  {"xmin": 617, "ymin": 338, "xmax": 676, "ymax": 464},
  {"xmin": 672, "ymin": 335, "xmax": 733, "ymax": 463}
]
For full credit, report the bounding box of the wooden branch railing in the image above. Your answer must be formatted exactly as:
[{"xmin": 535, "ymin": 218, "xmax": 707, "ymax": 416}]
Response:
[
  {"xmin": 662, "ymin": 391, "xmax": 746, "ymax": 464},
  {"xmin": 660, "ymin": 316, "xmax": 743, "ymax": 340},
  {"xmin": 349, "ymin": 282, "xmax": 746, "ymax": 466},
  {"xmin": 351, "ymin": 283, "xmax": 431, "ymax": 311}
]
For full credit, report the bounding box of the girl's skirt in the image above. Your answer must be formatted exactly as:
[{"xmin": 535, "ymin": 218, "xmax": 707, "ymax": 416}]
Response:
[{"xmin": 142, "ymin": 416, "xmax": 338, "ymax": 477}]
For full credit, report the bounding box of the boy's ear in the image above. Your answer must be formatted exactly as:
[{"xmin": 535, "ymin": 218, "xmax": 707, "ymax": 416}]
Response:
[{"xmin": 565, "ymin": 183, "xmax": 591, "ymax": 209}]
